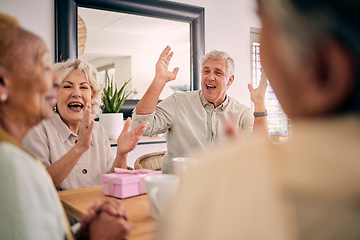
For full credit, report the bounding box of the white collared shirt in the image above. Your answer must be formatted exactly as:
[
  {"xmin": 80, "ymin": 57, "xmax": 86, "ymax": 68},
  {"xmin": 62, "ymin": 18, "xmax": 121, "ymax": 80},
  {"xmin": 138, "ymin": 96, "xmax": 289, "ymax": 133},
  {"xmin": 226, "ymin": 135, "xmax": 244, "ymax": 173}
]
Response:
[{"xmin": 23, "ymin": 113, "xmax": 115, "ymax": 190}]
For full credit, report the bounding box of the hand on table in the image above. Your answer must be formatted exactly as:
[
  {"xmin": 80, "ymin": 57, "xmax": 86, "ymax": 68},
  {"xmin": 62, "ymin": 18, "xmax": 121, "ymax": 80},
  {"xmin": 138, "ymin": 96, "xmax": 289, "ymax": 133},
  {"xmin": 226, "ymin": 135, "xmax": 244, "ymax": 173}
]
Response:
[
  {"xmin": 117, "ymin": 118, "xmax": 148, "ymax": 156},
  {"xmin": 154, "ymin": 46, "xmax": 179, "ymax": 85},
  {"xmin": 79, "ymin": 200, "xmax": 130, "ymax": 240}
]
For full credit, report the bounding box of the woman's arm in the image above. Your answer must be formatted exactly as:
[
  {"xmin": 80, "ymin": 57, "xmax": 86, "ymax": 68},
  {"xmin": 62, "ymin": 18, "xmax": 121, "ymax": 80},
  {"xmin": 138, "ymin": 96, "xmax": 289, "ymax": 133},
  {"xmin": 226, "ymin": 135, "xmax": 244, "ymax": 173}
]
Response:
[
  {"xmin": 109, "ymin": 118, "xmax": 147, "ymax": 172},
  {"xmin": 47, "ymin": 105, "xmax": 94, "ymax": 187}
]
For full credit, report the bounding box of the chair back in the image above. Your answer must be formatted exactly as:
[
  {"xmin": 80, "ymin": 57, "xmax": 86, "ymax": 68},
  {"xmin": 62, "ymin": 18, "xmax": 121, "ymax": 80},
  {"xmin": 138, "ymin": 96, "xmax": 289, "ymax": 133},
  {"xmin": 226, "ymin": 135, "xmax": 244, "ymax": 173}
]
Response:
[{"xmin": 134, "ymin": 151, "xmax": 165, "ymax": 171}]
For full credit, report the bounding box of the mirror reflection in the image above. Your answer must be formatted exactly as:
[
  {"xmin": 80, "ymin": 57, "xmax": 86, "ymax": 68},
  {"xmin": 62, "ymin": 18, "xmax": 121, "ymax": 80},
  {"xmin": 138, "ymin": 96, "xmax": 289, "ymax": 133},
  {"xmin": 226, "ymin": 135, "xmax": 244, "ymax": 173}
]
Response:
[{"xmin": 78, "ymin": 7, "xmax": 191, "ymax": 100}]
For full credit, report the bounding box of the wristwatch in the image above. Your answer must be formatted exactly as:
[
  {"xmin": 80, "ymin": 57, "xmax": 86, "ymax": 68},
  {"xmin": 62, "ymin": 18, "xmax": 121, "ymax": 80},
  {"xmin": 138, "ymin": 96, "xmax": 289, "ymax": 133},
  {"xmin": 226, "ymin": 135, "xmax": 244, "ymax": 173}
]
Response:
[{"xmin": 253, "ymin": 109, "xmax": 268, "ymax": 117}]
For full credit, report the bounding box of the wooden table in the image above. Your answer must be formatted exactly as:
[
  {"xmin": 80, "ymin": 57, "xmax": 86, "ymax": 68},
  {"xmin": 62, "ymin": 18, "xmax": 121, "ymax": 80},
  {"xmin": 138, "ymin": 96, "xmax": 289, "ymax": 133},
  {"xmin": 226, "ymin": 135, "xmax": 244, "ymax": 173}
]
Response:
[{"xmin": 58, "ymin": 185, "xmax": 157, "ymax": 240}]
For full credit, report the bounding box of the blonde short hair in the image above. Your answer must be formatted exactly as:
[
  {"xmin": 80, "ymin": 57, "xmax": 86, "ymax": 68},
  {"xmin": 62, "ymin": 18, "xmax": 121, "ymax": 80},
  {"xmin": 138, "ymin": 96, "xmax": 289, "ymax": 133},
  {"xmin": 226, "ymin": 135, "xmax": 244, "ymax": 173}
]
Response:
[{"xmin": 53, "ymin": 59, "xmax": 103, "ymax": 118}]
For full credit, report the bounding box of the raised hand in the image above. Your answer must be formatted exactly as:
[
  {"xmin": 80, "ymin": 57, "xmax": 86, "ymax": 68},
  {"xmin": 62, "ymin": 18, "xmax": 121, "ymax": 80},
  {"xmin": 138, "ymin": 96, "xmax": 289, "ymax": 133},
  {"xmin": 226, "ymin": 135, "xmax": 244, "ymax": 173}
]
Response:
[
  {"xmin": 248, "ymin": 68, "xmax": 268, "ymax": 110},
  {"xmin": 116, "ymin": 117, "xmax": 148, "ymax": 155},
  {"xmin": 155, "ymin": 46, "xmax": 179, "ymax": 85},
  {"xmin": 76, "ymin": 103, "xmax": 94, "ymax": 152}
]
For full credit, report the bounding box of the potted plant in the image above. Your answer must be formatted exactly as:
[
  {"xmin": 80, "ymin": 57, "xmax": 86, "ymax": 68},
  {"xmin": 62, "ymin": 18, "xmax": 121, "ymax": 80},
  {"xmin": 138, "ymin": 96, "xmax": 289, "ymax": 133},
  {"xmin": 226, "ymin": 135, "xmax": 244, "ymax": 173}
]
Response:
[{"xmin": 99, "ymin": 73, "xmax": 136, "ymax": 140}]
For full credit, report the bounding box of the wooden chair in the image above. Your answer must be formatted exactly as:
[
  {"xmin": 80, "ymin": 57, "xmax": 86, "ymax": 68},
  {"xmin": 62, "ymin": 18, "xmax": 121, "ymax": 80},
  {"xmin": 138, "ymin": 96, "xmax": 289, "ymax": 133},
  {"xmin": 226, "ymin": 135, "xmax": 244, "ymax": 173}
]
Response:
[{"xmin": 134, "ymin": 151, "xmax": 165, "ymax": 171}]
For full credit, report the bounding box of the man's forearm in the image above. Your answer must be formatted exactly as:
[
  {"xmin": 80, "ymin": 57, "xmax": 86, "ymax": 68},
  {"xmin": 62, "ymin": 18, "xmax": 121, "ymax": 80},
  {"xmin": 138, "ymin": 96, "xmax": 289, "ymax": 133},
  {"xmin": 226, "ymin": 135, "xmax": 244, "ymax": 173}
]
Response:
[
  {"xmin": 253, "ymin": 103, "xmax": 269, "ymax": 136},
  {"xmin": 135, "ymin": 77, "xmax": 166, "ymax": 115}
]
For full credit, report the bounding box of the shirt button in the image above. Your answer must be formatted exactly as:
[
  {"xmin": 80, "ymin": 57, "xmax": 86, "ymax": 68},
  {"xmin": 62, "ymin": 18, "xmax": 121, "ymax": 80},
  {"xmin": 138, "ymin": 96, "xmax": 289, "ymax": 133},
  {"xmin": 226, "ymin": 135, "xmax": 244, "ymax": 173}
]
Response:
[
  {"xmin": 75, "ymin": 140, "xmax": 78, "ymax": 144},
  {"xmin": 82, "ymin": 169, "xmax": 87, "ymax": 174}
]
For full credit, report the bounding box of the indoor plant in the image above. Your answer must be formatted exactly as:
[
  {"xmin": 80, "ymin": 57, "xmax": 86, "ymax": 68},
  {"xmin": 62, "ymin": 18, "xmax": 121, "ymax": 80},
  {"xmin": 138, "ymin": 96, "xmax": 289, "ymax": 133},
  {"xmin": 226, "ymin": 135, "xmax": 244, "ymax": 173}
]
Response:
[{"xmin": 99, "ymin": 73, "xmax": 136, "ymax": 139}]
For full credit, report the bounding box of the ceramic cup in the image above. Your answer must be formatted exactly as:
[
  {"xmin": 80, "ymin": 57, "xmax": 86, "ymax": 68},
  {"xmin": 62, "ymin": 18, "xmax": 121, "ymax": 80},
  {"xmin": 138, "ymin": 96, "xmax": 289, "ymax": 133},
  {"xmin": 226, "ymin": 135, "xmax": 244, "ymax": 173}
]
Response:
[
  {"xmin": 144, "ymin": 174, "xmax": 180, "ymax": 220},
  {"xmin": 172, "ymin": 157, "xmax": 197, "ymax": 178}
]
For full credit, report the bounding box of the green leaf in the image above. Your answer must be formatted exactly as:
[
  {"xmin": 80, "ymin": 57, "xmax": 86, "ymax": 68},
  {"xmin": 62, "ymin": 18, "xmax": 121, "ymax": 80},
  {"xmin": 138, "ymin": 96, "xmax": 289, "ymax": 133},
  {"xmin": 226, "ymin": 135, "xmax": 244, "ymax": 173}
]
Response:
[{"xmin": 102, "ymin": 74, "xmax": 135, "ymax": 113}]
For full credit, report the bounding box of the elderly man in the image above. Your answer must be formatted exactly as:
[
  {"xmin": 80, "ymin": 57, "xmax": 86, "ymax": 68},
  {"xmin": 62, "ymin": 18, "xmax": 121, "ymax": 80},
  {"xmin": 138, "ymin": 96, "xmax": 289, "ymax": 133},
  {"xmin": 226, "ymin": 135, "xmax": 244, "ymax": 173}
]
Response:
[
  {"xmin": 157, "ymin": 0, "xmax": 360, "ymax": 239},
  {"xmin": 131, "ymin": 46, "xmax": 268, "ymax": 173}
]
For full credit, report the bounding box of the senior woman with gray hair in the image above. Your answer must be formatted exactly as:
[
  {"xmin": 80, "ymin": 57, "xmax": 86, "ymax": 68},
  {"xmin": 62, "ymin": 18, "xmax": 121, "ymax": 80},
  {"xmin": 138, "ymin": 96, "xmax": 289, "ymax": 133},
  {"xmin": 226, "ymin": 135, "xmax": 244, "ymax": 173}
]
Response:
[
  {"xmin": 24, "ymin": 59, "xmax": 147, "ymax": 190},
  {"xmin": 0, "ymin": 13, "xmax": 131, "ymax": 239}
]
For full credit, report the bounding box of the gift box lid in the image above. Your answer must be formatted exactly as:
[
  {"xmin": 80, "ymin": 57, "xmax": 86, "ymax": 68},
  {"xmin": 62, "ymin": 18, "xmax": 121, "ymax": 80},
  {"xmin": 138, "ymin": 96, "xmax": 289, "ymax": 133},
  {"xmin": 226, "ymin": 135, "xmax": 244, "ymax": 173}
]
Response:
[
  {"xmin": 102, "ymin": 169, "xmax": 160, "ymax": 185},
  {"xmin": 102, "ymin": 173, "xmax": 140, "ymax": 185}
]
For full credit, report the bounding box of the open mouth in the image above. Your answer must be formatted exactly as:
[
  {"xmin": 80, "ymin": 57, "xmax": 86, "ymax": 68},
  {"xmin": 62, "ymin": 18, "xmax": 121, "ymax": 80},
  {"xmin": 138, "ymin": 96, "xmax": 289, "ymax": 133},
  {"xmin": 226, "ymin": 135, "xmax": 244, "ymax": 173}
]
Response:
[
  {"xmin": 206, "ymin": 84, "xmax": 216, "ymax": 90},
  {"xmin": 68, "ymin": 102, "xmax": 84, "ymax": 112}
]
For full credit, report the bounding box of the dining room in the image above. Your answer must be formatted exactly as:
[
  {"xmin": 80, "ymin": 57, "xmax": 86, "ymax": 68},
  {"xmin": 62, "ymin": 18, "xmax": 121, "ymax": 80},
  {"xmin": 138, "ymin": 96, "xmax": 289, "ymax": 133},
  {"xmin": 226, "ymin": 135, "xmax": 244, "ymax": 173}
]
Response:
[{"xmin": 0, "ymin": 1, "xmax": 264, "ymax": 239}]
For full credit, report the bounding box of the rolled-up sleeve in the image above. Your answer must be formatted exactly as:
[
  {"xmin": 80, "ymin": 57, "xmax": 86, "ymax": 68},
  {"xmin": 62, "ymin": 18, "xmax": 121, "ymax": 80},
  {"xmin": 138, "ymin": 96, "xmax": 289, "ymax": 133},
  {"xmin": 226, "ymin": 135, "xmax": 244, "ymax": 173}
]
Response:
[{"xmin": 131, "ymin": 94, "xmax": 177, "ymax": 136}]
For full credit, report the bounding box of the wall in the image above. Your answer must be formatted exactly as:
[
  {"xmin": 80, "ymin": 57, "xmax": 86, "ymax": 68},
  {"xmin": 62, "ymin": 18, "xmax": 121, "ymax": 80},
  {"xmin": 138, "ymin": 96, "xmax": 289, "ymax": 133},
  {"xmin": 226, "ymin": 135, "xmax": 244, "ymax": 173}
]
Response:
[
  {"xmin": 174, "ymin": 0, "xmax": 262, "ymax": 106},
  {"xmin": 1, "ymin": 0, "xmax": 261, "ymax": 106},
  {"xmin": 1, "ymin": 0, "xmax": 55, "ymax": 64}
]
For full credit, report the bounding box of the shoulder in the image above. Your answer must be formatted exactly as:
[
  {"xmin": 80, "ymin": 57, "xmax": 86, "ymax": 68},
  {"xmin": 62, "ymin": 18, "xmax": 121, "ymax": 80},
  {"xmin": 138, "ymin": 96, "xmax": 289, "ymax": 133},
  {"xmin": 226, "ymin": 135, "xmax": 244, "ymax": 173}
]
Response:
[
  {"xmin": 93, "ymin": 121, "xmax": 110, "ymax": 139},
  {"xmin": 0, "ymin": 143, "xmax": 39, "ymax": 178},
  {"xmin": 169, "ymin": 90, "xmax": 201, "ymax": 102}
]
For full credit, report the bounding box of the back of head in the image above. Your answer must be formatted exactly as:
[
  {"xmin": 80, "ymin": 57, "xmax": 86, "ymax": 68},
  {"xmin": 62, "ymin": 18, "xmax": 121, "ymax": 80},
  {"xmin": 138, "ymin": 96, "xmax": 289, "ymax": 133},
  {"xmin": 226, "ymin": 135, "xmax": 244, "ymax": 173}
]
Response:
[
  {"xmin": 200, "ymin": 50, "xmax": 235, "ymax": 77},
  {"xmin": 260, "ymin": 0, "xmax": 360, "ymax": 113}
]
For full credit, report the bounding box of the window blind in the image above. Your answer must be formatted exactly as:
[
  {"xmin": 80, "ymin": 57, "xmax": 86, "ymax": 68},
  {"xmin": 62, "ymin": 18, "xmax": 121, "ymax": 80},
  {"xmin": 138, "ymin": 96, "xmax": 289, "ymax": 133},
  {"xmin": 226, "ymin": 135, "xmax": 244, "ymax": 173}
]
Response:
[{"xmin": 250, "ymin": 29, "xmax": 290, "ymax": 136}]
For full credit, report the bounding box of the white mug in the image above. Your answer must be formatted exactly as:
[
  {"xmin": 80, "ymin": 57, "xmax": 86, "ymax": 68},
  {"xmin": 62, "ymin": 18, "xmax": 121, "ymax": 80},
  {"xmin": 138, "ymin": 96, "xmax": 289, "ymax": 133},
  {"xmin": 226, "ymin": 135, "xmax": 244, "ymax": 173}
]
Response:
[
  {"xmin": 172, "ymin": 157, "xmax": 197, "ymax": 178},
  {"xmin": 144, "ymin": 174, "xmax": 180, "ymax": 220}
]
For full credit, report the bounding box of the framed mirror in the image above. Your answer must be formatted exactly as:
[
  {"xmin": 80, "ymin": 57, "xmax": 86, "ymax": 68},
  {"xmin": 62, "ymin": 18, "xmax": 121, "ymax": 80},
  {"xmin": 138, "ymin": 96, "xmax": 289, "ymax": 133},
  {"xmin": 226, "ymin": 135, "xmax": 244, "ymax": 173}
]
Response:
[{"xmin": 55, "ymin": 0, "xmax": 204, "ymax": 116}]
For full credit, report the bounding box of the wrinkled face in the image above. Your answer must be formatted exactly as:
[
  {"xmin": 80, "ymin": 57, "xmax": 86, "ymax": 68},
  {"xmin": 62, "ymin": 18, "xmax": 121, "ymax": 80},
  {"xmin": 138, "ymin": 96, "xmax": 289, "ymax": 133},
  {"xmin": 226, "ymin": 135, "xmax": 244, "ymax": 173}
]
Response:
[
  {"xmin": 201, "ymin": 59, "xmax": 234, "ymax": 107},
  {"xmin": 57, "ymin": 70, "xmax": 93, "ymax": 126},
  {"xmin": 6, "ymin": 38, "xmax": 58, "ymax": 127}
]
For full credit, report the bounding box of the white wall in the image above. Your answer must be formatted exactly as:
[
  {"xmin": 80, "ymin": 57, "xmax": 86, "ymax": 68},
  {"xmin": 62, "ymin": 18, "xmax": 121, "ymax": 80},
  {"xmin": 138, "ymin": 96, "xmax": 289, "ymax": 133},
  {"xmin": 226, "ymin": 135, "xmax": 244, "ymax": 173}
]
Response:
[
  {"xmin": 1, "ymin": 0, "xmax": 55, "ymax": 64},
  {"xmin": 174, "ymin": 0, "xmax": 261, "ymax": 106},
  {"xmin": 1, "ymin": 0, "xmax": 261, "ymax": 106}
]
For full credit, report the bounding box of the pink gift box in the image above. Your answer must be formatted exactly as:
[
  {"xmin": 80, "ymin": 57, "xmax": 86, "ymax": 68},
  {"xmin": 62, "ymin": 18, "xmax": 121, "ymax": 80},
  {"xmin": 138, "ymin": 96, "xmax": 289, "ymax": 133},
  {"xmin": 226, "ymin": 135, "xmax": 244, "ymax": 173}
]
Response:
[{"xmin": 102, "ymin": 168, "xmax": 162, "ymax": 199}]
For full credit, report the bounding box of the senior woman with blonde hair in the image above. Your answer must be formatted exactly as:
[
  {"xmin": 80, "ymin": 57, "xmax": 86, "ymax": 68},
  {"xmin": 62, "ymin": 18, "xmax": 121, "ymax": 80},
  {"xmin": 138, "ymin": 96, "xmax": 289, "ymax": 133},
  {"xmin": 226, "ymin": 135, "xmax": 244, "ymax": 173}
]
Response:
[
  {"xmin": 24, "ymin": 59, "xmax": 147, "ymax": 190},
  {"xmin": 0, "ymin": 12, "xmax": 130, "ymax": 239}
]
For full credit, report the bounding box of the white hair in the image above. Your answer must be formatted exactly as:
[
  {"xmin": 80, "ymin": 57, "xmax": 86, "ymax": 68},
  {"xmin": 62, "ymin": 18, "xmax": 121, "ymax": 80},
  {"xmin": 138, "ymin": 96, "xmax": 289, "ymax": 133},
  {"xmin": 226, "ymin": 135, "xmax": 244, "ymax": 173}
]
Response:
[
  {"xmin": 200, "ymin": 50, "xmax": 235, "ymax": 77},
  {"xmin": 53, "ymin": 59, "xmax": 103, "ymax": 118}
]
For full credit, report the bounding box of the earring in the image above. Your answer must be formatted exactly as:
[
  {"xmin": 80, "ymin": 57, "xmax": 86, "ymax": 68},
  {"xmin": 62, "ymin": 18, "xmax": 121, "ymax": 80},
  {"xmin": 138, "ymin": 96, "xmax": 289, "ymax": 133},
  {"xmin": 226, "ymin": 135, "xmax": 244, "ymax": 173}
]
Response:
[{"xmin": 0, "ymin": 93, "xmax": 7, "ymax": 102}]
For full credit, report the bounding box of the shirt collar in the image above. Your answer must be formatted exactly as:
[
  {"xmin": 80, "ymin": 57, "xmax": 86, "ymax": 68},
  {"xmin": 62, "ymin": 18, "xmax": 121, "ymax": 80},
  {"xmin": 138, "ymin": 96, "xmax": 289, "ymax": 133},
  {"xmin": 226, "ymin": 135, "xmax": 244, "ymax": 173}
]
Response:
[
  {"xmin": 199, "ymin": 90, "xmax": 229, "ymax": 110},
  {"xmin": 51, "ymin": 113, "xmax": 94, "ymax": 145}
]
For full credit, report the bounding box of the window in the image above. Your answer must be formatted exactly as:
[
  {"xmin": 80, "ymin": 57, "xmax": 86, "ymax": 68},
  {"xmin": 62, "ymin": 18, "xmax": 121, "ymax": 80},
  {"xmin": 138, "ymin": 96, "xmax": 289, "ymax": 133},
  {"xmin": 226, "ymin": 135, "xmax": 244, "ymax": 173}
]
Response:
[{"xmin": 250, "ymin": 28, "xmax": 290, "ymax": 136}]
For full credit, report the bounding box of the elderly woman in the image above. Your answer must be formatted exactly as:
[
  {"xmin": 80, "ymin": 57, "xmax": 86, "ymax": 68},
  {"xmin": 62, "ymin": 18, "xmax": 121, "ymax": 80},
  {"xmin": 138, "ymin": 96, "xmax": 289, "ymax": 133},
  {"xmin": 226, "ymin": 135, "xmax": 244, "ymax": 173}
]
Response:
[
  {"xmin": 23, "ymin": 59, "xmax": 147, "ymax": 190},
  {"xmin": 0, "ymin": 13, "xmax": 130, "ymax": 239}
]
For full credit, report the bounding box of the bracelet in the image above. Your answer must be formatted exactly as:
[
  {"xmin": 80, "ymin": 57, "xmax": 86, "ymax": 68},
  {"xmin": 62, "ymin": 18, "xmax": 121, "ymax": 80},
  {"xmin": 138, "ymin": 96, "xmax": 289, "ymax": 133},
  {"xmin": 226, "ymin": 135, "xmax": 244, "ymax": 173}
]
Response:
[{"xmin": 254, "ymin": 109, "xmax": 268, "ymax": 117}]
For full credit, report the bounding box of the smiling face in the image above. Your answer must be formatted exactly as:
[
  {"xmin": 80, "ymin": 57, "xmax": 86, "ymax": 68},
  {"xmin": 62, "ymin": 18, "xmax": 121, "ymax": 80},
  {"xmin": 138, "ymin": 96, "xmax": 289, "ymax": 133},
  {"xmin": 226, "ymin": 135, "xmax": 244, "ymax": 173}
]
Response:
[
  {"xmin": 57, "ymin": 69, "xmax": 93, "ymax": 128},
  {"xmin": 201, "ymin": 59, "xmax": 234, "ymax": 107}
]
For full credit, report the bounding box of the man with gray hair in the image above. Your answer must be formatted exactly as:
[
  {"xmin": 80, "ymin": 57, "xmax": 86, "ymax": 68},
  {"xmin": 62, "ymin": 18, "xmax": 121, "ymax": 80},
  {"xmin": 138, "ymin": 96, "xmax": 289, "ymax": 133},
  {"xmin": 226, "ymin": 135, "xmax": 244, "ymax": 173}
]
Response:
[{"xmin": 132, "ymin": 46, "xmax": 267, "ymax": 173}]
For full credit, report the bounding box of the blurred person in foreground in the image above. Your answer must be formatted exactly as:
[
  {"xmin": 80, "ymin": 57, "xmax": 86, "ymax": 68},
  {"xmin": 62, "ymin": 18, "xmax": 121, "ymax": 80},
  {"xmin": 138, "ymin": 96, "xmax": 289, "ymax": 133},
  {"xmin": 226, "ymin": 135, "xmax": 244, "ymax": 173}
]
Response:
[
  {"xmin": 23, "ymin": 59, "xmax": 147, "ymax": 190},
  {"xmin": 158, "ymin": 0, "xmax": 360, "ymax": 239},
  {"xmin": 0, "ymin": 13, "xmax": 130, "ymax": 239},
  {"xmin": 132, "ymin": 47, "xmax": 268, "ymax": 174}
]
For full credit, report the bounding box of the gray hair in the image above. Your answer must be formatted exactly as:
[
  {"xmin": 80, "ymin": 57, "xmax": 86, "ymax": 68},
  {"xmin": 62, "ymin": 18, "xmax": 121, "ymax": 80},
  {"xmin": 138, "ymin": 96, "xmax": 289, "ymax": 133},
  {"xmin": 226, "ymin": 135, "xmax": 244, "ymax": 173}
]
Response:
[
  {"xmin": 200, "ymin": 50, "xmax": 235, "ymax": 78},
  {"xmin": 260, "ymin": 0, "xmax": 360, "ymax": 113},
  {"xmin": 53, "ymin": 59, "xmax": 103, "ymax": 118}
]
